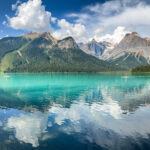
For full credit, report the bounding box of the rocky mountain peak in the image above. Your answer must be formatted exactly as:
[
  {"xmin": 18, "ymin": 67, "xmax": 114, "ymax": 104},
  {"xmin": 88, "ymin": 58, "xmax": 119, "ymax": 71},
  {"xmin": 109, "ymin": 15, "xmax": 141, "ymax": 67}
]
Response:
[
  {"xmin": 22, "ymin": 32, "xmax": 41, "ymax": 39},
  {"xmin": 58, "ymin": 36, "xmax": 79, "ymax": 49},
  {"xmin": 80, "ymin": 39, "xmax": 106, "ymax": 58},
  {"xmin": 40, "ymin": 32, "xmax": 57, "ymax": 44},
  {"xmin": 22, "ymin": 32, "xmax": 58, "ymax": 48},
  {"xmin": 131, "ymin": 32, "xmax": 138, "ymax": 36},
  {"xmin": 91, "ymin": 38, "xmax": 96, "ymax": 43},
  {"xmin": 118, "ymin": 32, "xmax": 148, "ymax": 49},
  {"xmin": 102, "ymin": 31, "xmax": 150, "ymax": 63},
  {"xmin": 87, "ymin": 39, "xmax": 98, "ymax": 45},
  {"xmin": 22, "ymin": 32, "xmax": 57, "ymax": 44},
  {"xmin": 124, "ymin": 32, "xmax": 140, "ymax": 41},
  {"xmin": 125, "ymin": 32, "xmax": 138, "ymax": 37}
]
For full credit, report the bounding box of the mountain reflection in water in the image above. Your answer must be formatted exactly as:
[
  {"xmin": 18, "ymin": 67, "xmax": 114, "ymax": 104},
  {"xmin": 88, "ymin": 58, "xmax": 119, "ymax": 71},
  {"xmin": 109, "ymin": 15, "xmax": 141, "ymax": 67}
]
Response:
[{"xmin": 0, "ymin": 73, "xmax": 150, "ymax": 150}]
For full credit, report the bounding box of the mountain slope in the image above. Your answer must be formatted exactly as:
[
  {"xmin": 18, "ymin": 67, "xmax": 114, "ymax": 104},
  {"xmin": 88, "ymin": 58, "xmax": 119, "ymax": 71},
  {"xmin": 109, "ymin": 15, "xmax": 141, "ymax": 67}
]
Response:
[
  {"xmin": 0, "ymin": 32, "xmax": 122, "ymax": 72},
  {"xmin": 101, "ymin": 32, "xmax": 150, "ymax": 69},
  {"xmin": 106, "ymin": 32, "xmax": 150, "ymax": 59},
  {"xmin": 109, "ymin": 52, "xmax": 148, "ymax": 69},
  {"xmin": 80, "ymin": 32, "xmax": 150, "ymax": 70},
  {"xmin": 0, "ymin": 37, "xmax": 29, "ymax": 59}
]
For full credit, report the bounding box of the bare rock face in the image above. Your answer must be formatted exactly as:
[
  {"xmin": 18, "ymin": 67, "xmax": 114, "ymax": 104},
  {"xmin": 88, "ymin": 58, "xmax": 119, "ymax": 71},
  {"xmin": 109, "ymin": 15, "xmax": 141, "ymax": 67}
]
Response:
[
  {"xmin": 98, "ymin": 32, "xmax": 150, "ymax": 69},
  {"xmin": 99, "ymin": 42, "xmax": 115, "ymax": 60},
  {"xmin": 116, "ymin": 32, "xmax": 149, "ymax": 49},
  {"xmin": 22, "ymin": 32, "xmax": 41, "ymax": 39},
  {"xmin": 22, "ymin": 32, "xmax": 57, "ymax": 43},
  {"xmin": 80, "ymin": 39, "xmax": 106, "ymax": 58},
  {"xmin": 106, "ymin": 32, "xmax": 150, "ymax": 60},
  {"xmin": 40, "ymin": 32, "xmax": 57, "ymax": 45},
  {"xmin": 39, "ymin": 32, "xmax": 57, "ymax": 49},
  {"xmin": 58, "ymin": 37, "xmax": 79, "ymax": 49}
]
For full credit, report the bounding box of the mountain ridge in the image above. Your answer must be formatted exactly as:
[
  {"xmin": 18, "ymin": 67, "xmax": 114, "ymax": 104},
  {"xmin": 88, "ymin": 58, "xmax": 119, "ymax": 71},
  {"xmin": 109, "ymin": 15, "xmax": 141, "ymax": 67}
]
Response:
[
  {"xmin": 80, "ymin": 38, "xmax": 107, "ymax": 59},
  {"xmin": 81, "ymin": 32, "xmax": 150, "ymax": 69},
  {"xmin": 104, "ymin": 32, "xmax": 150, "ymax": 69},
  {"xmin": 0, "ymin": 32, "xmax": 122, "ymax": 72}
]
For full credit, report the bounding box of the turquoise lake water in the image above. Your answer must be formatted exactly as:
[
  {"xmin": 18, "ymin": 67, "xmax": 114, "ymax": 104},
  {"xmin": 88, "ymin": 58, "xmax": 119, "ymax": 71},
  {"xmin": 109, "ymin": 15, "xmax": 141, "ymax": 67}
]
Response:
[{"xmin": 0, "ymin": 73, "xmax": 150, "ymax": 150}]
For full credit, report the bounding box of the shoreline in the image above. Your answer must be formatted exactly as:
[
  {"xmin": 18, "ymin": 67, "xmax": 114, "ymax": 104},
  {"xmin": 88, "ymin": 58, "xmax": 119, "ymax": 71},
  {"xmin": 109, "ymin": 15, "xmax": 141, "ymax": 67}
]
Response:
[{"xmin": 0, "ymin": 71, "xmax": 131, "ymax": 74}]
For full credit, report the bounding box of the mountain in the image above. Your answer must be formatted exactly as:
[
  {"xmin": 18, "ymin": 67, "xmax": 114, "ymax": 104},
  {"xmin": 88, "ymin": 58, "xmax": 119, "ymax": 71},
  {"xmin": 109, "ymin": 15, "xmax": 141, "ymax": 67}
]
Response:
[
  {"xmin": 80, "ymin": 39, "xmax": 107, "ymax": 59},
  {"xmin": 58, "ymin": 37, "xmax": 79, "ymax": 49},
  {"xmin": 0, "ymin": 32, "xmax": 121, "ymax": 73},
  {"xmin": 104, "ymin": 32, "xmax": 150, "ymax": 69},
  {"xmin": 104, "ymin": 32, "xmax": 150, "ymax": 59},
  {"xmin": 81, "ymin": 32, "xmax": 150, "ymax": 70}
]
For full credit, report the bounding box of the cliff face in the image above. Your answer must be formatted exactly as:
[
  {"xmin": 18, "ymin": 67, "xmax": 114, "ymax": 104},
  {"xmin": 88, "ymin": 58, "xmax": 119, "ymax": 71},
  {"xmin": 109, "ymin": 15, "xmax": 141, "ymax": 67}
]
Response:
[
  {"xmin": 80, "ymin": 39, "xmax": 106, "ymax": 58},
  {"xmin": 58, "ymin": 37, "xmax": 79, "ymax": 49},
  {"xmin": 101, "ymin": 32, "xmax": 150, "ymax": 60}
]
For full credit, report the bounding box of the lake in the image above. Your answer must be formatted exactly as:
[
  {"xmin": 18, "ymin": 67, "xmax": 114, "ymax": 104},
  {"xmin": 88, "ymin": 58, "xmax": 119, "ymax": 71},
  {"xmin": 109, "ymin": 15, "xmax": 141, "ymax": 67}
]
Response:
[{"xmin": 0, "ymin": 73, "xmax": 150, "ymax": 150}]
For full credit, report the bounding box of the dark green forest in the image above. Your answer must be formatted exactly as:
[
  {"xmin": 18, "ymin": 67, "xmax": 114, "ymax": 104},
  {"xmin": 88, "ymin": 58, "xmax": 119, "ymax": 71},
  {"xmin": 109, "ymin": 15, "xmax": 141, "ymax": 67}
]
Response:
[{"xmin": 132, "ymin": 65, "xmax": 150, "ymax": 73}]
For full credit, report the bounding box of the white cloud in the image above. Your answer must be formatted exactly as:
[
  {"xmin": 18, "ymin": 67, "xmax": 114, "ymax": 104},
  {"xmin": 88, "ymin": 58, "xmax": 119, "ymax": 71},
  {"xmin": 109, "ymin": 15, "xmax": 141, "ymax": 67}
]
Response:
[
  {"xmin": 7, "ymin": 112, "xmax": 48, "ymax": 147},
  {"xmin": 84, "ymin": 1, "xmax": 122, "ymax": 16},
  {"xmin": 51, "ymin": 17, "xmax": 57, "ymax": 23},
  {"xmin": 67, "ymin": 0, "xmax": 150, "ymax": 43},
  {"xmin": 6, "ymin": 0, "xmax": 87, "ymax": 43},
  {"xmin": 47, "ymin": 83, "xmax": 150, "ymax": 148},
  {"xmin": 5, "ymin": 82, "xmax": 150, "ymax": 149},
  {"xmin": 50, "ymin": 102, "xmax": 123, "ymax": 126},
  {"xmin": 47, "ymin": 82, "xmax": 150, "ymax": 149},
  {"xmin": 93, "ymin": 26, "xmax": 131, "ymax": 44},
  {"xmin": 5, "ymin": 0, "xmax": 150, "ymax": 43},
  {"xmin": 12, "ymin": 0, "xmax": 21, "ymax": 11},
  {"xmin": 101, "ymin": 3, "xmax": 150, "ymax": 28},
  {"xmin": 2, "ymin": 21, "xmax": 7, "ymax": 26},
  {"xmin": 8, "ymin": 0, "xmax": 53, "ymax": 33},
  {"xmin": 52, "ymin": 19, "xmax": 87, "ymax": 43},
  {"xmin": 49, "ymin": 102, "xmax": 150, "ymax": 149}
]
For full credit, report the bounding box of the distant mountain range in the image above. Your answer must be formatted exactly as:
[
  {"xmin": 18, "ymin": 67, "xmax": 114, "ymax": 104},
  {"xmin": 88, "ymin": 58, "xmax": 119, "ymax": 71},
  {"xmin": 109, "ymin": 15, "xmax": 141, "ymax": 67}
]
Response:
[
  {"xmin": 81, "ymin": 32, "xmax": 150, "ymax": 69},
  {"xmin": 1, "ymin": 31, "xmax": 150, "ymax": 73},
  {"xmin": 0, "ymin": 32, "xmax": 121, "ymax": 73}
]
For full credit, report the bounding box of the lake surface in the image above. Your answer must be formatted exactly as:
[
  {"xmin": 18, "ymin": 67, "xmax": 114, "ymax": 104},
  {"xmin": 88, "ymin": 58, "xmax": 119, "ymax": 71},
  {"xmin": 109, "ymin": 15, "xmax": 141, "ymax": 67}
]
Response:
[{"xmin": 0, "ymin": 73, "xmax": 150, "ymax": 150}]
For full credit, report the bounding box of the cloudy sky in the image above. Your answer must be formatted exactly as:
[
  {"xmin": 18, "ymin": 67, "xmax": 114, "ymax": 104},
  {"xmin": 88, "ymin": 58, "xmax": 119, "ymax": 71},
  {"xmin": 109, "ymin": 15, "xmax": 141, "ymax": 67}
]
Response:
[{"xmin": 0, "ymin": 0, "xmax": 150, "ymax": 43}]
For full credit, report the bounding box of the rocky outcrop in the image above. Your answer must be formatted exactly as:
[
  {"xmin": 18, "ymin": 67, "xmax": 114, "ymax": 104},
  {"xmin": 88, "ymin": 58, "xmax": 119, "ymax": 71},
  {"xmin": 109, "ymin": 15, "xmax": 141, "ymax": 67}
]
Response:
[
  {"xmin": 58, "ymin": 37, "xmax": 79, "ymax": 49},
  {"xmin": 22, "ymin": 32, "xmax": 57, "ymax": 44}
]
